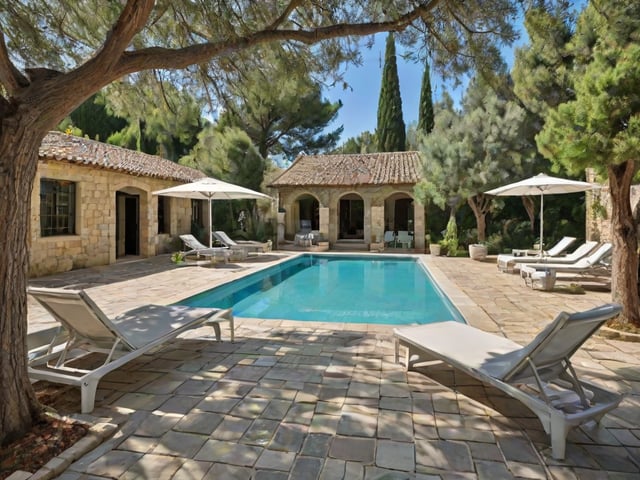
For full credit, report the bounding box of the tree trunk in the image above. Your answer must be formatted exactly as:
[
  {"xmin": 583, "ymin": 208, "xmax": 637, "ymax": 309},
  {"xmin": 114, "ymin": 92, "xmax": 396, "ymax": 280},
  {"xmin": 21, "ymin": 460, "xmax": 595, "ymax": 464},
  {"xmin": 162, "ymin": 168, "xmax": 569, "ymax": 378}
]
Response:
[
  {"xmin": 0, "ymin": 120, "xmax": 48, "ymax": 445},
  {"xmin": 467, "ymin": 194, "xmax": 492, "ymax": 242},
  {"xmin": 608, "ymin": 161, "xmax": 640, "ymax": 327},
  {"xmin": 521, "ymin": 196, "xmax": 536, "ymax": 232}
]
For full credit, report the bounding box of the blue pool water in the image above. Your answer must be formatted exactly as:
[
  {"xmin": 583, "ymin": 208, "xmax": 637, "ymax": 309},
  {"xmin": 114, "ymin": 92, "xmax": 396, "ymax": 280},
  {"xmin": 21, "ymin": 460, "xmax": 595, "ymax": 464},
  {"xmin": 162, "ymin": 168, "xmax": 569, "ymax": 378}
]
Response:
[{"xmin": 178, "ymin": 254, "xmax": 464, "ymax": 325}]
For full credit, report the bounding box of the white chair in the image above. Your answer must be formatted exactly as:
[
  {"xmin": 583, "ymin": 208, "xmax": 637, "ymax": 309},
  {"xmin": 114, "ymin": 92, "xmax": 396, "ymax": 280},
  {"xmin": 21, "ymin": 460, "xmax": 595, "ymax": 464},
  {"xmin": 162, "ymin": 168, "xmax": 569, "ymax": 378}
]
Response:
[
  {"xmin": 396, "ymin": 231, "xmax": 413, "ymax": 248},
  {"xmin": 384, "ymin": 230, "xmax": 396, "ymax": 247},
  {"xmin": 394, "ymin": 303, "xmax": 623, "ymax": 459},
  {"xmin": 27, "ymin": 286, "xmax": 234, "ymax": 413}
]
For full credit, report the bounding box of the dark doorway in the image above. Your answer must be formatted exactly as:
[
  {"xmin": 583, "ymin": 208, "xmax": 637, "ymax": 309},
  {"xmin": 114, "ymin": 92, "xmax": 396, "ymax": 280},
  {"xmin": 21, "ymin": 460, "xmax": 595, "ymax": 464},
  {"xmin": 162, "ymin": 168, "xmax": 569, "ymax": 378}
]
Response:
[
  {"xmin": 339, "ymin": 196, "xmax": 364, "ymax": 239},
  {"xmin": 116, "ymin": 192, "xmax": 139, "ymax": 257},
  {"xmin": 394, "ymin": 198, "xmax": 413, "ymax": 231}
]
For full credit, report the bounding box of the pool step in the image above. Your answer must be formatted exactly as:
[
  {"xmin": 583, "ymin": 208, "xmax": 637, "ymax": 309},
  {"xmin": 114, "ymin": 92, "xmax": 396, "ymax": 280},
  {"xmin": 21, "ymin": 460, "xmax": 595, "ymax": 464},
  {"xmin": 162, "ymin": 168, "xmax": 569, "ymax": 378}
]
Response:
[{"xmin": 333, "ymin": 240, "xmax": 368, "ymax": 251}]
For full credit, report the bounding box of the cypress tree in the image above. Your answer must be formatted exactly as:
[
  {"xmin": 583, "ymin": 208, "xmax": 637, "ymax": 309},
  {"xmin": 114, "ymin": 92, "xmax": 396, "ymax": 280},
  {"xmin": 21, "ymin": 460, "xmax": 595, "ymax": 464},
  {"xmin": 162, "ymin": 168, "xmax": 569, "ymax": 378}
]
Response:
[
  {"xmin": 417, "ymin": 58, "xmax": 434, "ymax": 134},
  {"xmin": 376, "ymin": 32, "xmax": 406, "ymax": 151}
]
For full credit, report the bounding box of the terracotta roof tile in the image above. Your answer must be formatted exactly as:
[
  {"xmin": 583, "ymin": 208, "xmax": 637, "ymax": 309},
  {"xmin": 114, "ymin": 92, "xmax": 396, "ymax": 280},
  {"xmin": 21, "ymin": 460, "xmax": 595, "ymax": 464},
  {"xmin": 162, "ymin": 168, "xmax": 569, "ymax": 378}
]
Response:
[
  {"xmin": 269, "ymin": 151, "xmax": 422, "ymax": 187},
  {"xmin": 39, "ymin": 131, "xmax": 206, "ymax": 182}
]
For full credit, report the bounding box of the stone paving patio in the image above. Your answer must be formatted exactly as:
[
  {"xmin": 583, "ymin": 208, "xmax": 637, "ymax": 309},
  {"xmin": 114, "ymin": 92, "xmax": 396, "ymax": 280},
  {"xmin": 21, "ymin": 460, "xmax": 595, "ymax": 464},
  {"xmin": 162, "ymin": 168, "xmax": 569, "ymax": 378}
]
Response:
[{"xmin": 25, "ymin": 253, "xmax": 640, "ymax": 479}]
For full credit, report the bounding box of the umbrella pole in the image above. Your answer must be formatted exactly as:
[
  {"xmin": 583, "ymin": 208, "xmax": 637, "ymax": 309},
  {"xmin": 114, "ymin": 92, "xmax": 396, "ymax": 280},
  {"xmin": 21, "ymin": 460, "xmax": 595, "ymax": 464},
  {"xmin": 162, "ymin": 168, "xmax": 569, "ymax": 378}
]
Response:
[
  {"xmin": 209, "ymin": 198, "xmax": 213, "ymax": 248},
  {"xmin": 539, "ymin": 194, "xmax": 544, "ymax": 256}
]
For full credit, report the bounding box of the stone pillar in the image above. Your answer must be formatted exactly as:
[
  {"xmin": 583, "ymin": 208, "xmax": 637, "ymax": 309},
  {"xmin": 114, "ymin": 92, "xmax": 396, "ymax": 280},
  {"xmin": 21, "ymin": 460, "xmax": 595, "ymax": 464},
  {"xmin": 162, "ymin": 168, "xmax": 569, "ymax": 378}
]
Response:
[
  {"xmin": 277, "ymin": 211, "xmax": 286, "ymax": 246},
  {"xmin": 413, "ymin": 203, "xmax": 426, "ymax": 252},
  {"xmin": 370, "ymin": 206, "xmax": 384, "ymax": 244},
  {"xmin": 319, "ymin": 207, "xmax": 329, "ymax": 241}
]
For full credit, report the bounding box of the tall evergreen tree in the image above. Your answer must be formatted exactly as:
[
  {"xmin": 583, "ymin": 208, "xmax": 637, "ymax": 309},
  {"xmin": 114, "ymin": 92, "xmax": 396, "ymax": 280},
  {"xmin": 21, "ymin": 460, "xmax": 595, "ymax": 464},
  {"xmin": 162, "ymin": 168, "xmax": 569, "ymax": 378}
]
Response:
[
  {"xmin": 417, "ymin": 58, "xmax": 434, "ymax": 134},
  {"xmin": 376, "ymin": 33, "xmax": 406, "ymax": 151}
]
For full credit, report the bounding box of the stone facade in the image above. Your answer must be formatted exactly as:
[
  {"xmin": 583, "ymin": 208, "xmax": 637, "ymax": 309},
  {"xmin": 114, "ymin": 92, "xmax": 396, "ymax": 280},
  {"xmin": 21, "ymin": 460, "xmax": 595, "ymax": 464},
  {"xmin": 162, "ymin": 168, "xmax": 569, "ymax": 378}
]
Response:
[
  {"xmin": 29, "ymin": 132, "xmax": 205, "ymax": 277},
  {"xmin": 270, "ymin": 152, "xmax": 426, "ymax": 251},
  {"xmin": 585, "ymin": 169, "xmax": 640, "ymax": 243}
]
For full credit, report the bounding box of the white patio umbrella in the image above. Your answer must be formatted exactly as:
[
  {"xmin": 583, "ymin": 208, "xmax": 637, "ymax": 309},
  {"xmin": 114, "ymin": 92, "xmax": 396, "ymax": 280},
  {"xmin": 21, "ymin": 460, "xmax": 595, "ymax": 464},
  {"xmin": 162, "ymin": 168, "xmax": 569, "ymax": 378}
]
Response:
[
  {"xmin": 153, "ymin": 177, "xmax": 273, "ymax": 248},
  {"xmin": 485, "ymin": 173, "xmax": 596, "ymax": 254}
]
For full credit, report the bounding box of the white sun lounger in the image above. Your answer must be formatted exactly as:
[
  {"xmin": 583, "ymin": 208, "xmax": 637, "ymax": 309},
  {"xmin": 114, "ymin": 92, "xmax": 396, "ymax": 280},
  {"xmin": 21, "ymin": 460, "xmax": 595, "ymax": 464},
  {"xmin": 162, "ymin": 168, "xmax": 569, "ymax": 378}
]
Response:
[
  {"xmin": 394, "ymin": 304, "xmax": 623, "ymax": 459},
  {"xmin": 27, "ymin": 286, "xmax": 234, "ymax": 413},
  {"xmin": 497, "ymin": 239, "xmax": 596, "ymax": 273},
  {"xmin": 520, "ymin": 242, "xmax": 613, "ymax": 281},
  {"xmin": 179, "ymin": 234, "xmax": 231, "ymax": 262},
  {"xmin": 510, "ymin": 236, "xmax": 577, "ymax": 258},
  {"xmin": 213, "ymin": 230, "xmax": 270, "ymax": 253}
]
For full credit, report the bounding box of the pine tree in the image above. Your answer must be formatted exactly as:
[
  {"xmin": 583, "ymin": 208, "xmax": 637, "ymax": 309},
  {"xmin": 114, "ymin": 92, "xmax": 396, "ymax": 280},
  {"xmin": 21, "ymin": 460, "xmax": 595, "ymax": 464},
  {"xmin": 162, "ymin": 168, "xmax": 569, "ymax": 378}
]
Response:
[
  {"xmin": 376, "ymin": 33, "xmax": 406, "ymax": 152},
  {"xmin": 417, "ymin": 58, "xmax": 434, "ymax": 134}
]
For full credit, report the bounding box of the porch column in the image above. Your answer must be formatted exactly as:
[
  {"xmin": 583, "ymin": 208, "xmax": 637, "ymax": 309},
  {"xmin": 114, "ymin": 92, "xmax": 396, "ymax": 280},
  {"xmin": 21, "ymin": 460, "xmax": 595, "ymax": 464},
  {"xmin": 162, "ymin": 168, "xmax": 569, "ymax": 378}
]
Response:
[
  {"xmin": 319, "ymin": 207, "xmax": 329, "ymax": 241},
  {"xmin": 414, "ymin": 203, "xmax": 426, "ymax": 252},
  {"xmin": 370, "ymin": 206, "xmax": 384, "ymax": 244}
]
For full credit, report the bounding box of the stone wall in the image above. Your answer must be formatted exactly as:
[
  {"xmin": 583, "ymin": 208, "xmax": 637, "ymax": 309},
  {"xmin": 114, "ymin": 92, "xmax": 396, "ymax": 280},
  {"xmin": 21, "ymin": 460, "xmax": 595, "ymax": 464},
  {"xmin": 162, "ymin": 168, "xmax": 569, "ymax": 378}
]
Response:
[
  {"xmin": 585, "ymin": 169, "xmax": 640, "ymax": 243},
  {"xmin": 277, "ymin": 184, "xmax": 426, "ymax": 251},
  {"xmin": 30, "ymin": 160, "xmax": 194, "ymax": 277}
]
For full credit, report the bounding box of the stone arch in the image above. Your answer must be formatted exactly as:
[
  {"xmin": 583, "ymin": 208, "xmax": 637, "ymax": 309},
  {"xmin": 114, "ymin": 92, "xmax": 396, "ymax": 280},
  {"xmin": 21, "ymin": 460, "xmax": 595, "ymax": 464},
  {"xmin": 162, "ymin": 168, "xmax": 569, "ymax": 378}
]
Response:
[
  {"xmin": 293, "ymin": 192, "xmax": 320, "ymax": 232},
  {"xmin": 383, "ymin": 191, "xmax": 416, "ymax": 232}
]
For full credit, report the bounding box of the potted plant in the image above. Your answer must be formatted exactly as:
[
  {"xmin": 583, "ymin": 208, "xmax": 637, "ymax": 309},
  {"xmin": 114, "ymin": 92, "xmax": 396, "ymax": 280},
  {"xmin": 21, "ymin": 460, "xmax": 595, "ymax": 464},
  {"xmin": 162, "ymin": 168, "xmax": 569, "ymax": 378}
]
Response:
[
  {"xmin": 468, "ymin": 243, "xmax": 488, "ymax": 261},
  {"xmin": 170, "ymin": 251, "xmax": 185, "ymax": 264}
]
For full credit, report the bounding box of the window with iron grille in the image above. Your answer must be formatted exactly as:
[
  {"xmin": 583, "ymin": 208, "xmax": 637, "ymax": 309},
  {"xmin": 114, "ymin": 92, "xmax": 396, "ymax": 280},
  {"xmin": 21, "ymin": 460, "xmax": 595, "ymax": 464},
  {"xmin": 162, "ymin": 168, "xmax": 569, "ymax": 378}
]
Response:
[{"xmin": 40, "ymin": 179, "xmax": 76, "ymax": 236}]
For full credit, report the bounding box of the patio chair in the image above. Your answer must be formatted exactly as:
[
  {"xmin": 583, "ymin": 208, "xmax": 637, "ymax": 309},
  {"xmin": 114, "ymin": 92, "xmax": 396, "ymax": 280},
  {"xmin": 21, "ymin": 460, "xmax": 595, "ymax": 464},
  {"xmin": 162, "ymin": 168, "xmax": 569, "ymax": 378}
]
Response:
[
  {"xmin": 511, "ymin": 235, "xmax": 577, "ymax": 258},
  {"xmin": 179, "ymin": 234, "xmax": 230, "ymax": 262},
  {"xmin": 27, "ymin": 286, "xmax": 234, "ymax": 413},
  {"xmin": 213, "ymin": 230, "xmax": 270, "ymax": 253},
  {"xmin": 396, "ymin": 230, "xmax": 413, "ymax": 249},
  {"xmin": 394, "ymin": 303, "xmax": 623, "ymax": 459},
  {"xmin": 384, "ymin": 230, "xmax": 396, "ymax": 247},
  {"xmin": 295, "ymin": 219, "xmax": 314, "ymax": 246},
  {"xmin": 497, "ymin": 240, "xmax": 597, "ymax": 273},
  {"xmin": 520, "ymin": 242, "xmax": 613, "ymax": 281}
]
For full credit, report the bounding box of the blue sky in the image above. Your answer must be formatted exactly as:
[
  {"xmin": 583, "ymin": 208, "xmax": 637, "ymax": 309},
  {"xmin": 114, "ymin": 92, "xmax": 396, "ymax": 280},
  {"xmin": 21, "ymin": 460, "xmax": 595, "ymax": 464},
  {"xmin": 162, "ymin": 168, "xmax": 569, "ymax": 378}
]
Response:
[{"xmin": 324, "ymin": 30, "xmax": 524, "ymax": 145}]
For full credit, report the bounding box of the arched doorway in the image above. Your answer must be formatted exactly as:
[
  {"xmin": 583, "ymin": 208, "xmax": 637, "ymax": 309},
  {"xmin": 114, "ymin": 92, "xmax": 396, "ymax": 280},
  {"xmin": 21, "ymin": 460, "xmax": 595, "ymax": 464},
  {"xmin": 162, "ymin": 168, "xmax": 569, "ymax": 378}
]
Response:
[
  {"xmin": 296, "ymin": 194, "xmax": 320, "ymax": 231},
  {"xmin": 384, "ymin": 193, "xmax": 415, "ymax": 231},
  {"xmin": 339, "ymin": 193, "xmax": 364, "ymax": 239},
  {"xmin": 116, "ymin": 191, "xmax": 139, "ymax": 257}
]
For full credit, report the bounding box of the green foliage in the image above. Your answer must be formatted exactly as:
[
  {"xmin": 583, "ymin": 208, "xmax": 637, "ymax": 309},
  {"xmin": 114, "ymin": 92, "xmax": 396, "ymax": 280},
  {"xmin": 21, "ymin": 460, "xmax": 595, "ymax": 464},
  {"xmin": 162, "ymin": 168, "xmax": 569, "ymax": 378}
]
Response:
[
  {"xmin": 415, "ymin": 81, "xmax": 536, "ymax": 241},
  {"xmin": 170, "ymin": 251, "xmax": 185, "ymax": 264},
  {"xmin": 512, "ymin": 2, "xmax": 577, "ymax": 119},
  {"xmin": 332, "ymin": 131, "xmax": 378, "ymax": 154},
  {"xmin": 440, "ymin": 215, "xmax": 459, "ymax": 255},
  {"xmin": 377, "ymin": 33, "xmax": 406, "ymax": 152},
  {"xmin": 66, "ymin": 93, "xmax": 127, "ymax": 142},
  {"xmin": 217, "ymin": 54, "xmax": 343, "ymax": 160},
  {"xmin": 182, "ymin": 126, "xmax": 266, "ymax": 192},
  {"xmin": 101, "ymin": 79, "xmax": 204, "ymax": 161},
  {"xmin": 417, "ymin": 58, "xmax": 434, "ymax": 134},
  {"xmin": 537, "ymin": 1, "xmax": 640, "ymax": 177}
]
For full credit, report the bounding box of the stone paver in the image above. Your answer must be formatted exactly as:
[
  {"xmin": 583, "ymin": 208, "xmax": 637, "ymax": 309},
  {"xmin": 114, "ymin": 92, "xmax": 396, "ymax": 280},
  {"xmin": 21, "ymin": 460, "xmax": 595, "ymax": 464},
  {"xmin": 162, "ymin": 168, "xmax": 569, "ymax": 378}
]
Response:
[{"xmin": 22, "ymin": 253, "xmax": 640, "ymax": 479}]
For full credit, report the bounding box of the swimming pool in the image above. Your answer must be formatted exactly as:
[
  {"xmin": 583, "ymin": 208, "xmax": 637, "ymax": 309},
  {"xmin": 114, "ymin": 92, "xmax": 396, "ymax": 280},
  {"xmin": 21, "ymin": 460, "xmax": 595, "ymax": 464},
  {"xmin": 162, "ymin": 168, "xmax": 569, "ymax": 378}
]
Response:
[{"xmin": 178, "ymin": 254, "xmax": 464, "ymax": 325}]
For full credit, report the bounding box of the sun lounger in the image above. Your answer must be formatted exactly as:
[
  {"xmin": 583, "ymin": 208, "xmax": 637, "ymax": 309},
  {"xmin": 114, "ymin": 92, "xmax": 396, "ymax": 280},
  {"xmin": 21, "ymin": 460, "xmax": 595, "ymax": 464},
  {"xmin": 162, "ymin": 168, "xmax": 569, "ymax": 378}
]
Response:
[
  {"xmin": 394, "ymin": 303, "xmax": 623, "ymax": 459},
  {"xmin": 511, "ymin": 236, "xmax": 577, "ymax": 257},
  {"xmin": 520, "ymin": 243, "xmax": 612, "ymax": 282},
  {"xmin": 497, "ymin": 239, "xmax": 595, "ymax": 273},
  {"xmin": 27, "ymin": 286, "xmax": 234, "ymax": 413},
  {"xmin": 179, "ymin": 234, "xmax": 230, "ymax": 262},
  {"xmin": 213, "ymin": 230, "xmax": 271, "ymax": 253}
]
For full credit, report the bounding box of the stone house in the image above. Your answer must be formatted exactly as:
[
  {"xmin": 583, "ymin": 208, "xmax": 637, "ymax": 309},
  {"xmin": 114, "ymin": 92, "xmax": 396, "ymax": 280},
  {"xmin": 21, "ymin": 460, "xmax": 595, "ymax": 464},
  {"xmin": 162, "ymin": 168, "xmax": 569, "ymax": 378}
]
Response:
[
  {"xmin": 31, "ymin": 132, "xmax": 205, "ymax": 277},
  {"xmin": 269, "ymin": 151, "xmax": 426, "ymax": 251}
]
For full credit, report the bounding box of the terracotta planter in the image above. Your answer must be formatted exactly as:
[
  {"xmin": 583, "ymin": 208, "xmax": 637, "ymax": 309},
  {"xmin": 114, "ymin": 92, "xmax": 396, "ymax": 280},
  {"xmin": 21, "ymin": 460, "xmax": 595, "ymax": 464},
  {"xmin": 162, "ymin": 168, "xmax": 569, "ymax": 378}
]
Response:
[
  {"xmin": 429, "ymin": 244, "xmax": 441, "ymax": 256},
  {"xmin": 468, "ymin": 244, "xmax": 488, "ymax": 261}
]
